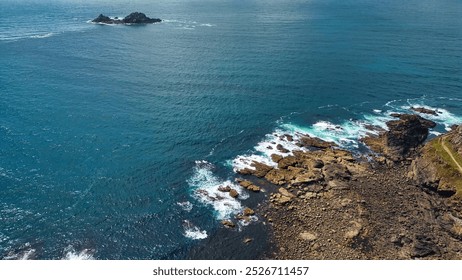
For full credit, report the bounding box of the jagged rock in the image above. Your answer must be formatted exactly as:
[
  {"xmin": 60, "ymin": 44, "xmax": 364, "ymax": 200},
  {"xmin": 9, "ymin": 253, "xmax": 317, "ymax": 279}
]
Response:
[
  {"xmin": 284, "ymin": 134, "xmax": 294, "ymax": 141},
  {"xmin": 298, "ymin": 135, "xmax": 336, "ymax": 149},
  {"xmin": 243, "ymin": 207, "xmax": 255, "ymax": 216},
  {"xmin": 237, "ymin": 161, "xmax": 273, "ymax": 178},
  {"xmin": 123, "ymin": 12, "xmax": 161, "ymax": 24},
  {"xmin": 218, "ymin": 185, "xmax": 231, "ymax": 192},
  {"xmin": 92, "ymin": 14, "xmax": 115, "ymax": 24},
  {"xmin": 276, "ymin": 144, "xmax": 290, "ymax": 153},
  {"xmin": 322, "ymin": 163, "xmax": 351, "ymax": 181},
  {"xmin": 312, "ymin": 160, "xmax": 324, "ymax": 169},
  {"xmin": 271, "ymin": 154, "xmax": 283, "ymax": 163},
  {"xmin": 291, "ymin": 169, "xmax": 323, "ymax": 185},
  {"xmin": 411, "ymin": 107, "xmax": 439, "ymax": 116},
  {"xmin": 238, "ymin": 180, "xmax": 252, "ymax": 188},
  {"xmin": 278, "ymin": 187, "xmax": 295, "ymax": 198},
  {"xmin": 362, "ymin": 114, "xmax": 436, "ymax": 160},
  {"xmin": 92, "ymin": 12, "xmax": 161, "ymax": 24},
  {"xmin": 221, "ymin": 220, "xmax": 236, "ymax": 228},
  {"xmin": 278, "ymin": 156, "xmax": 298, "ymax": 169},
  {"xmin": 410, "ymin": 235, "xmax": 439, "ymax": 258},
  {"xmin": 229, "ymin": 189, "xmax": 239, "ymax": 198}
]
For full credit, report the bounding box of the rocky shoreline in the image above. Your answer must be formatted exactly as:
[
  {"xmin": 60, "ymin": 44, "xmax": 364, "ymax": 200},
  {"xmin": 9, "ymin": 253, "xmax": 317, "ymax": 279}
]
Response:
[{"xmin": 228, "ymin": 109, "xmax": 462, "ymax": 259}]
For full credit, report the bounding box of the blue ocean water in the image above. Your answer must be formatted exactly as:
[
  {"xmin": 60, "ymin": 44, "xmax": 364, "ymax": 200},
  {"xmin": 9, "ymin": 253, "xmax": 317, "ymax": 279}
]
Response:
[{"xmin": 1, "ymin": 0, "xmax": 461, "ymax": 259}]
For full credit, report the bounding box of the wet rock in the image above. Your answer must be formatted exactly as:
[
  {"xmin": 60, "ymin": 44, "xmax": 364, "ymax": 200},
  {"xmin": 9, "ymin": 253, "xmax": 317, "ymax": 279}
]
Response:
[
  {"xmin": 221, "ymin": 220, "xmax": 236, "ymax": 228},
  {"xmin": 218, "ymin": 185, "xmax": 231, "ymax": 192},
  {"xmin": 92, "ymin": 12, "xmax": 161, "ymax": 24},
  {"xmin": 298, "ymin": 136, "xmax": 336, "ymax": 149},
  {"xmin": 277, "ymin": 144, "xmax": 290, "ymax": 153},
  {"xmin": 271, "ymin": 154, "xmax": 283, "ymax": 163},
  {"xmin": 229, "ymin": 189, "xmax": 239, "ymax": 198},
  {"xmin": 243, "ymin": 207, "xmax": 255, "ymax": 216},
  {"xmin": 411, "ymin": 107, "xmax": 439, "ymax": 116}
]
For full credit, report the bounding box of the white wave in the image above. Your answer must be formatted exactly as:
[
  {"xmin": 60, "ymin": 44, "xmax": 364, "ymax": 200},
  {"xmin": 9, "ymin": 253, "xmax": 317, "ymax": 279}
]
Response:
[
  {"xmin": 183, "ymin": 220, "xmax": 207, "ymax": 240},
  {"xmin": 188, "ymin": 161, "xmax": 247, "ymax": 220},
  {"xmin": 199, "ymin": 23, "xmax": 215, "ymax": 27},
  {"xmin": 29, "ymin": 32, "xmax": 54, "ymax": 39},
  {"xmin": 62, "ymin": 246, "xmax": 94, "ymax": 260},
  {"xmin": 177, "ymin": 201, "xmax": 193, "ymax": 212},
  {"xmin": 402, "ymin": 103, "xmax": 462, "ymax": 131}
]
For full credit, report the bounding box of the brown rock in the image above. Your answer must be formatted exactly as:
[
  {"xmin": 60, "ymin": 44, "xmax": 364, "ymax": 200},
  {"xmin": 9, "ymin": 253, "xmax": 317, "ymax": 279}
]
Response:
[
  {"xmin": 278, "ymin": 156, "xmax": 298, "ymax": 169},
  {"xmin": 221, "ymin": 220, "xmax": 236, "ymax": 228},
  {"xmin": 411, "ymin": 107, "xmax": 439, "ymax": 116},
  {"xmin": 271, "ymin": 154, "xmax": 283, "ymax": 163},
  {"xmin": 298, "ymin": 135, "xmax": 336, "ymax": 149},
  {"xmin": 277, "ymin": 144, "xmax": 290, "ymax": 153},
  {"xmin": 218, "ymin": 185, "xmax": 231, "ymax": 192},
  {"xmin": 243, "ymin": 207, "xmax": 255, "ymax": 216},
  {"xmin": 229, "ymin": 189, "xmax": 239, "ymax": 198}
]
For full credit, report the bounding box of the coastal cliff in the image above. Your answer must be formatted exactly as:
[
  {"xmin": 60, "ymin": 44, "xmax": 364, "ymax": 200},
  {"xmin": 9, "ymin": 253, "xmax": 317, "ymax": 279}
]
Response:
[{"xmin": 233, "ymin": 111, "xmax": 462, "ymax": 259}]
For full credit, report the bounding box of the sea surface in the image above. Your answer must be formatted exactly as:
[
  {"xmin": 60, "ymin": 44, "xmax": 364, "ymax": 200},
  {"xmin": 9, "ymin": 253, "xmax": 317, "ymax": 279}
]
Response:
[{"xmin": 1, "ymin": 0, "xmax": 461, "ymax": 259}]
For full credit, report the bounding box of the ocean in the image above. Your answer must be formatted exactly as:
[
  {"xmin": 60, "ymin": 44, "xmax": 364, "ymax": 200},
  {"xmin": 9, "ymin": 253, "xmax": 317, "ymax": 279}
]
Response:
[{"xmin": 0, "ymin": 0, "xmax": 461, "ymax": 259}]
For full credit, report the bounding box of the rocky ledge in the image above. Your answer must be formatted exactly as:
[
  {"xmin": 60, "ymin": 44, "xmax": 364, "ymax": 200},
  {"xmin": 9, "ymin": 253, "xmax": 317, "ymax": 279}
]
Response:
[
  {"xmin": 92, "ymin": 12, "xmax": 161, "ymax": 24},
  {"xmin": 233, "ymin": 113, "xmax": 462, "ymax": 259}
]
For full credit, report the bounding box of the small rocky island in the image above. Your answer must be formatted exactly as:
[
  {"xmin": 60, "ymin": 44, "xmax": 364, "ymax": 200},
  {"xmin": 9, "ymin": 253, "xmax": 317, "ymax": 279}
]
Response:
[{"xmin": 92, "ymin": 12, "xmax": 161, "ymax": 24}]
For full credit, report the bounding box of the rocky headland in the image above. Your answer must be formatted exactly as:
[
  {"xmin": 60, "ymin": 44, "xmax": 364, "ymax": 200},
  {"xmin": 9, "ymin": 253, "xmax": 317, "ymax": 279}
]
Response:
[
  {"xmin": 229, "ymin": 109, "xmax": 462, "ymax": 259},
  {"xmin": 92, "ymin": 12, "xmax": 161, "ymax": 25}
]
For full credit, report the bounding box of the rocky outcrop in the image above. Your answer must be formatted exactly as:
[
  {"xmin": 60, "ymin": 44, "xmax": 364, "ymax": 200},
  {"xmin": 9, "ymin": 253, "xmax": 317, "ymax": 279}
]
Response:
[
  {"xmin": 411, "ymin": 107, "xmax": 439, "ymax": 116},
  {"xmin": 92, "ymin": 12, "xmax": 161, "ymax": 24},
  {"xmin": 363, "ymin": 114, "xmax": 436, "ymax": 160},
  {"xmin": 409, "ymin": 125, "xmax": 462, "ymax": 197}
]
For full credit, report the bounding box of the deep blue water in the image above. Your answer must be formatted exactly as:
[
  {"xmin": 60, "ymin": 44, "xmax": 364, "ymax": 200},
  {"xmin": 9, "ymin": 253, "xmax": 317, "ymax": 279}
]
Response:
[{"xmin": 1, "ymin": 0, "xmax": 461, "ymax": 259}]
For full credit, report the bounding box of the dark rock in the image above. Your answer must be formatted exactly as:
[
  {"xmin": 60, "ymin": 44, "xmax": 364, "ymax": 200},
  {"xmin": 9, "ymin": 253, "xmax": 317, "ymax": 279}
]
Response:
[
  {"xmin": 298, "ymin": 136, "xmax": 336, "ymax": 149},
  {"xmin": 384, "ymin": 114, "xmax": 436, "ymax": 159},
  {"xmin": 411, "ymin": 107, "xmax": 439, "ymax": 116},
  {"xmin": 312, "ymin": 160, "xmax": 325, "ymax": 169},
  {"xmin": 411, "ymin": 235, "xmax": 438, "ymax": 258},
  {"xmin": 123, "ymin": 12, "xmax": 161, "ymax": 24},
  {"xmin": 276, "ymin": 144, "xmax": 290, "ymax": 153},
  {"xmin": 271, "ymin": 154, "xmax": 283, "ymax": 163},
  {"xmin": 284, "ymin": 134, "xmax": 294, "ymax": 142},
  {"xmin": 218, "ymin": 185, "xmax": 231, "ymax": 192},
  {"xmin": 92, "ymin": 12, "xmax": 161, "ymax": 25}
]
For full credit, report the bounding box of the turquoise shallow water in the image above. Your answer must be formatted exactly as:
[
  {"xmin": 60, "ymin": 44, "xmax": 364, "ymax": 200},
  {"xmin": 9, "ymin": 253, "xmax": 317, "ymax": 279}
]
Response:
[{"xmin": 0, "ymin": 0, "xmax": 461, "ymax": 259}]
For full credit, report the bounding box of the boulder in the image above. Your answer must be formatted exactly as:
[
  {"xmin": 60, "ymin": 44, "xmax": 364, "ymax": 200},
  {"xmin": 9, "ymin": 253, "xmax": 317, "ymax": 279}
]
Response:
[
  {"xmin": 243, "ymin": 207, "xmax": 255, "ymax": 216},
  {"xmin": 221, "ymin": 220, "xmax": 236, "ymax": 228},
  {"xmin": 229, "ymin": 189, "xmax": 239, "ymax": 198},
  {"xmin": 276, "ymin": 144, "xmax": 290, "ymax": 153},
  {"xmin": 218, "ymin": 185, "xmax": 231, "ymax": 192}
]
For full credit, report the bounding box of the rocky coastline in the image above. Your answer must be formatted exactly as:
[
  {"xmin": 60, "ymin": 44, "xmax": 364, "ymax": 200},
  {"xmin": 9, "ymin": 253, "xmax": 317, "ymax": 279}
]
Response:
[
  {"xmin": 227, "ymin": 109, "xmax": 462, "ymax": 259},
  {"xmin": 92, "ymin": 12, "xmax": 161, "ymax": 25}
]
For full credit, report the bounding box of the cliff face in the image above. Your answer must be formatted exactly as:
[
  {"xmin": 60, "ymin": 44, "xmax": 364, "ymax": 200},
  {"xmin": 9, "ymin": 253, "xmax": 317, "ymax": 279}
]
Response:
[{"xmin": 410, "ymin": 125, "xmax": 462, "ymax": 198}]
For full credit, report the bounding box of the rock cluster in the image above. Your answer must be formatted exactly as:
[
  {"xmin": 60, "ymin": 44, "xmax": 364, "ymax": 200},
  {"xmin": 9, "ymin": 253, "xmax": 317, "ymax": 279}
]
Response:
[{"xmin": 92, "ymin": 12, "xmax": 161, "ymax": 24}]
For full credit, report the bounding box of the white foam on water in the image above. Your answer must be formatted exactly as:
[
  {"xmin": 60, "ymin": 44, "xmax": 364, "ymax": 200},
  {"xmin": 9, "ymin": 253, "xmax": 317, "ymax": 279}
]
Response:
[
  {"xmin": 177, "ymin": 201, "xmax": 193, "ymax": 212},
  {"xmin": 29, "ymin": 32, "xmax": 54, "ymax": 39},
  {"xmin": 188, "ymin": 161, "xmax": 247, "ymax": 220},
  {"xmin": 62, "ymin": 245, "xmax": 94, "ymax": 260},
  {"xmin": 403, "ymin": 103, "xmax": 462, "ymax": 131},
  {"xmin": 183, "ymin": 220, "xmax": 207, "ymax": 240}
]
